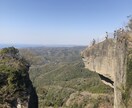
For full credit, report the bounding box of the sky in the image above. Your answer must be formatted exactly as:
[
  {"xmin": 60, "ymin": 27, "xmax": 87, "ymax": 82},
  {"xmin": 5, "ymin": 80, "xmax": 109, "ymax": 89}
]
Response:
[{"xmin": 0, "ymin": 0, "xmax": 132, "ymax": 45}]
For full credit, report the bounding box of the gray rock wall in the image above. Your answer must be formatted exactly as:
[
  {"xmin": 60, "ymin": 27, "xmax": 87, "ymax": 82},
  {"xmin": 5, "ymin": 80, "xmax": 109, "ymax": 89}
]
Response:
[
  {"xmin": 81, "ymin": 39, "xmax": 116, "ymax": 88},
  {"xmin": 81, "ymin": 32, "xmax": 132, "ymax": 108}
]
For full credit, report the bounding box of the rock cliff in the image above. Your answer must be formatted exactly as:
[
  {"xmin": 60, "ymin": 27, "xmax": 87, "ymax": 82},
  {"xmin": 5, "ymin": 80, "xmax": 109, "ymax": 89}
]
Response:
[
  {"xmin": 81, "ymin": 39, "xmax": 116, "ymax": 88},
  {"xmin": 81, "ymin": 31, "xmax": 132, "ymax": 108},
  {"xmin": 0, "ymin": 47, "xmax": 38, "ymax": 108}
]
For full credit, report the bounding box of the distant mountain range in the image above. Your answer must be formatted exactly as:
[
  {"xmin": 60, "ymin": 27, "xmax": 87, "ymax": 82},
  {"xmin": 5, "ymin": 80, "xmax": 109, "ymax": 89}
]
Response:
[
  {"xmin": 0, "ymin": 44, "xmax": 86, "ymax": 48},
  {"xmin": 0, "ymin": 44, "xmax": 44, "ymax": 48}
]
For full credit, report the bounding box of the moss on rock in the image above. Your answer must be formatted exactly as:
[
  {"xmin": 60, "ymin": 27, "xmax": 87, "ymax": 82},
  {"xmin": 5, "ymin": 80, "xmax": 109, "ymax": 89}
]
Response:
[{"xmin": 0, "ymin": 47, "xmax": 38, "ymax": 108}]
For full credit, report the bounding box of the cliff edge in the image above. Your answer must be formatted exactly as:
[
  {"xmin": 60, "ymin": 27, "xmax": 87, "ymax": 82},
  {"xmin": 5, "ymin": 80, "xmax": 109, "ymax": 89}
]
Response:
[
  {"xmin": 81, "ymin": 39, "xmax": 116, "ymax": 88},
  {"xmin": 0, "ymin": 47, "xmax": 38, "ymax": 108},
  {"xmin": 81, "ymin": 31, "xmax": 132, "ymax": 108}
]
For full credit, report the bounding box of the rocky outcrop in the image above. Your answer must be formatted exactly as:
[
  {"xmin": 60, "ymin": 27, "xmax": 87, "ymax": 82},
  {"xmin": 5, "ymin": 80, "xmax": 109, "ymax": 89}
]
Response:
[
  {"xmin": 0, "ymin": 47, "xmax": 38, "ymax": 108},
  {"xmin": 81, "ymin": 39, "xmax": 116, "ymax": 88},
  {"xmin": 81, "ymin": 32, "xmax": 132, "ymax": 108}
]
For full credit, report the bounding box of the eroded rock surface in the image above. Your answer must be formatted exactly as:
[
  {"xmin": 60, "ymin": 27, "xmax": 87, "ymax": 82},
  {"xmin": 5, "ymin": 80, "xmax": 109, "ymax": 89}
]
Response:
[
  {"xmin": 81, "ymin": 32, "xmax": 132, "ymax": 108},
  {"xmin": 81, "ymin": 39, "xmax": 116, "ymax": 87}
]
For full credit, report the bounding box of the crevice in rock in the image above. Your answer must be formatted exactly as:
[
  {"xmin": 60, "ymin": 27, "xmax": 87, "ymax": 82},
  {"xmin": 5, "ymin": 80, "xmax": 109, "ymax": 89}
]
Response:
[{"xmin": 98, "ymin": 74, "xmax": 114, "ymax": 86}]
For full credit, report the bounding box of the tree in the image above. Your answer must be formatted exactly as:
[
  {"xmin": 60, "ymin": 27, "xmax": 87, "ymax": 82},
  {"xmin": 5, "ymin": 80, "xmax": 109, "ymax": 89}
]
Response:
[
  {"xmin": 127, "ymin": 15, "xmax": 132, "ymax": 30},
  {"xmin": 0, "ymin": 47, "xmax": 19, "ymax": 55},
  {"xmin": 128, "ymin": 18, "xmax": 132, "ymax": 30}
]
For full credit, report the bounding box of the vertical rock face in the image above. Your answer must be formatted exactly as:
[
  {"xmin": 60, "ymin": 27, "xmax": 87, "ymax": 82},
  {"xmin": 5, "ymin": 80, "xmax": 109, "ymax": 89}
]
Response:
[
  {"xmin": 81, "ymin": 39, "xmax": 116, "ymax": 88},
  {"xmin": 0, "ymin": 47, "xmax": 38, "ymax": 108},
  {"xmin": 114, "ymin": 32, "xmax": 132, "ymax": 108},
  {"xmin": 81, "ymin": 32, "xmax": 132, "ymax": 108}
]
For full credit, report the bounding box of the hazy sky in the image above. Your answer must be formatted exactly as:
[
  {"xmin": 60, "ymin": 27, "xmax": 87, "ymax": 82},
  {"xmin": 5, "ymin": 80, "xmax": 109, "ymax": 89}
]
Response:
[{"xmin": 0, "ymin": 0, "xmax": 132, "ymax": 45}]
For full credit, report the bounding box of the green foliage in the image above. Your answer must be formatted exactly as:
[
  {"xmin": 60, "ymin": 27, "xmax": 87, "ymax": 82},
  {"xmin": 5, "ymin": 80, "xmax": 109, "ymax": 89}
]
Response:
[
  {"xmin": 0, "ymin": 65, "xmax": 16, "ymax": 73},
  {"xmin": 0, "ymin": 47, "xmax": 19, "ymax": 55},
  {"xmin": 127, "ymin": 55, "xmax": 132, "ymax": 89},
  {"xmin": 119, "ymin": 53, "xmax": 132, "ymax": 107},
  {"xmin": 0, "ymin": 47, "xmax": 31, "ymax": 105},
  {"xmin": 122, "ymin": 53, "xmax": 132, "ymax": 107},
  {"xmin": 128, "ymin": 18, "xmax": 132, "ymax": 30},
  {"xmin": 20, "ymin": 47, "xmax": 113, "ymax": 107}
]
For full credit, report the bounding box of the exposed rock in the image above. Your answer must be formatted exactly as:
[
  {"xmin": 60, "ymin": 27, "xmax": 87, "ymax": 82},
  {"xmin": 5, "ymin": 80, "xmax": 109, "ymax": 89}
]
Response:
[
  {"xmin": 81, "ymin": 39, "xmax": 116, "ymax": 88},
  {"xmin": 81, "ymin": 32, "xmax": 132, "ymax": 108},
  {"xmin": 0, "ymin": 47, "xmax": 38, "ymax": 108}
]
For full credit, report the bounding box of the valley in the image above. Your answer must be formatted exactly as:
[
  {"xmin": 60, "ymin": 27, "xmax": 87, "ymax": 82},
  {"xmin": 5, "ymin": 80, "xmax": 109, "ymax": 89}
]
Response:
[{"xmin": 20, "ymin": 47, "xmax": 114, "ymax": 108}]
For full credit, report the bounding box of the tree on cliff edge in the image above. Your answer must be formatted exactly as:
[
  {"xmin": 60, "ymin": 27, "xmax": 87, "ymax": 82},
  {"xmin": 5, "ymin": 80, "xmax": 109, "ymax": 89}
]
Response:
[{"xmin": 127, "ymin": 16, "xmax": 132, "ymax": 30}]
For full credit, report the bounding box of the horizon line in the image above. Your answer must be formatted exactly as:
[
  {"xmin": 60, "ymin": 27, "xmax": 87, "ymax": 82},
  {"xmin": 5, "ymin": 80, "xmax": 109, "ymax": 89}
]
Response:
[{"xmin": 0, "ymin": 43, "xmax": 87, "ymax": 48}]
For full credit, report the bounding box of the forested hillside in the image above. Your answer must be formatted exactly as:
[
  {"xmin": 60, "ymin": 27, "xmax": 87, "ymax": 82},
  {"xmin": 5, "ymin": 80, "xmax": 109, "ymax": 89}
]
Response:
[{"xmin": 20, "ymin": 47, "xmax": 114, "ymax": 108}]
